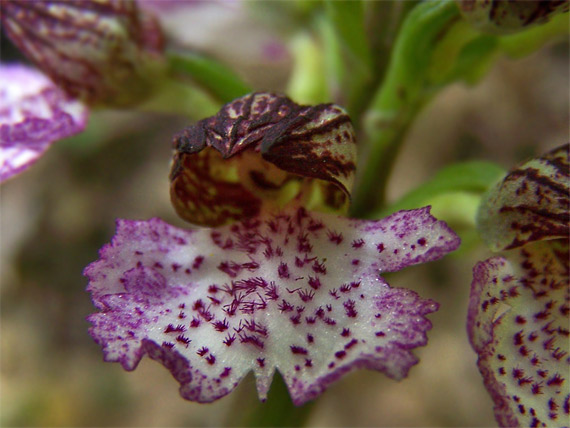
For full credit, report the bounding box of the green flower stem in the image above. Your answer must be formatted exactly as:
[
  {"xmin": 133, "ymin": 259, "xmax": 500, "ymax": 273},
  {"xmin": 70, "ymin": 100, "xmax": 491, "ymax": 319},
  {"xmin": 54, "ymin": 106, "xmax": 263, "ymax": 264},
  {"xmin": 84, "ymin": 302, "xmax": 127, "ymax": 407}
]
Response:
[
  {"xmin": 240, "ymin": 374, "xmax": 314, "ymax": 427},
  {"xmin": 167, "ymin": 50, "xmax": 252, "ymax": 104},
  {"xmin": 350, "ymin": 0, "xmax": 460, "ymax": 217},
  {"xmin": 318, "ymin": 1, "xmax": 417, "ymax": 123},
  {"xmin": 498, "ymin": 12, "xmax": 569, "ymax": 58},
  {"xmin": 322, "ymin": 0, "xmax": 373, "ymax": 117},
  {"xmin": 286, "ymin": 31, "xmax": 329, "ymax": 105},
  {"xmin": 346, "ymin": 1, "xmax": 419, "ymax": 123},
  {"xmin": 351, "ymin": 0, "xmax": 569, "ymax": 218}
]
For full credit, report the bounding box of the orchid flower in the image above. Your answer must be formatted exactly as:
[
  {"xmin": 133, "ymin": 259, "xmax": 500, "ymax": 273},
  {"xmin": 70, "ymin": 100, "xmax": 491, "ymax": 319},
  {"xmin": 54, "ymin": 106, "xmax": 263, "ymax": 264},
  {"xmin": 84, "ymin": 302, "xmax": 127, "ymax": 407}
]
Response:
[
  {"xmin": 0, "ymin": 0, "xmax": 165, "ymax": 182},
  {"xmin": 1, "ymin": 0, "xmax": 165, "ymax": 107},
  {"xmin": 86, "ymin": 92, "xmax": 460, "ymax": 405},
  {"xmin": 468, "ymin": 144, "xmax": 569, "ymax": 427},
  {"xmin": 0, "ymin": 64, "xmax": 88, "ymax": 181}
]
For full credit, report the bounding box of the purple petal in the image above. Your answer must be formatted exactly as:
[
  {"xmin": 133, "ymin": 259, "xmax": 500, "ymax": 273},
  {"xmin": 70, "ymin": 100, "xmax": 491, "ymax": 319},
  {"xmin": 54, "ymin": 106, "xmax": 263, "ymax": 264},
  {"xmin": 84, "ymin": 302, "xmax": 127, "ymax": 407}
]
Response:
[
  {"xmin": 477, "ymin": 144, "xmax": 569, "ymax": 251},
  {"xmin": 0, "ymin": 64, "xmax": 88, "ymax": 182},
  {"xmin": 86, "ymin": 206, "xmax": 459, "ymax": 405},
  {"xmin": 467, "ymin": 240, "xmax": 569, "ymax": 427}
]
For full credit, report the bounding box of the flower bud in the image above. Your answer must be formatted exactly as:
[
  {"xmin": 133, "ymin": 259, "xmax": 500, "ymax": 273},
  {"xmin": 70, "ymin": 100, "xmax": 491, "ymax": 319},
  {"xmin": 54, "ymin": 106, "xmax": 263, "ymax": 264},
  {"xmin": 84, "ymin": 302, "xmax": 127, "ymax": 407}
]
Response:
[
  {"xmin": 477, "ymin": 144, "xmax": 569, "ymax": 251},
  {"xmin": 170, "ymin": 92, "xmax": 357, "ymax": 227},
  {"xmin": 1, "ymin": 0, "xmax": 165, "ymax": 107},
  {"xmin": 457, "ymin": 0, "xmax": 569, "ymax": 35}
]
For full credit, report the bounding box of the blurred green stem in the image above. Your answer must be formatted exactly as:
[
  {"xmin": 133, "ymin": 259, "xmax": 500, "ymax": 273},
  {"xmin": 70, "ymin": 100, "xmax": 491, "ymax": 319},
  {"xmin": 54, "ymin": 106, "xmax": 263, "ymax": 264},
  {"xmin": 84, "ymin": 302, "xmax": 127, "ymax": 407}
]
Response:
[
  {"xmin": 167, "ymin": 50, "xmax": 252, "ymax": 104},
  {"xmin": 138, "ymin": 77, "xmax": 219, "ymax": 119},
  {"xmin": 241, "ymin": 374, "xmax": 314, "ymax": 427},
  {"xmin": 351, "ymin": 0, "xmax": 460, "ymax": 217},
  {"xmin": 318, "ymin": 1, "xmax": 417, "ymax": 123},
  {"xmin": 348, "ymin": 0, "xmax": 420, "ymax": 122}
]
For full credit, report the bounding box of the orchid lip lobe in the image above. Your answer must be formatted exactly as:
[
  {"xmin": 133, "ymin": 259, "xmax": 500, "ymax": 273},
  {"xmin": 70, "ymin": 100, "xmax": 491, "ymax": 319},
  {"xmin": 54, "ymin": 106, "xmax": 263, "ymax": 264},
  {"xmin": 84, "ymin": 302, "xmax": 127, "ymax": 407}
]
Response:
[{"xmin": 87, "ymin": 206, "xmax": 459, "ymax": 405}]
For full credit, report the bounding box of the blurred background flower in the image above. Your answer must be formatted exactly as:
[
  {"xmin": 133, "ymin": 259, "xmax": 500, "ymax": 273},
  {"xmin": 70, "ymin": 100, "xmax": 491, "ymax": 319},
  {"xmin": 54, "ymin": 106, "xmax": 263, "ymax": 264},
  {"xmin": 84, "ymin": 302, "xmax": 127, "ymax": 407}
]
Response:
[
  {"xmin": 139, "ymin": 0, "xmax": 293, "ymax": 92},
  {"xmin": 0, "ymin": 64, "xmax": 88, "ymax": 181}
]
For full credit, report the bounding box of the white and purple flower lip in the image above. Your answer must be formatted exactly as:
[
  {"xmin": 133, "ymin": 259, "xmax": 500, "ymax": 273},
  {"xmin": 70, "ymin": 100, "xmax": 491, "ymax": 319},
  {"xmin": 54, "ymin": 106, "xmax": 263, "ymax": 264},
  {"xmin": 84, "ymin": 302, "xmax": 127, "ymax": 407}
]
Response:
[
  {"xmin": 87, "ymin": 206, "xmax": 459, "ymax": 405},
  {"xmin": 469, "ymin": 241, "xmax": 569, "ymax": 427},
  {"xmin": 468, "ymin": 144, "xmax": 569, "ymax": 427},
  {"xmin": 86, "ymin": 92, "xmax": 461, "ymax": 405},
  {"xmin": 0, "ymin": 64, "xmax": 88, "ymax": 182}
]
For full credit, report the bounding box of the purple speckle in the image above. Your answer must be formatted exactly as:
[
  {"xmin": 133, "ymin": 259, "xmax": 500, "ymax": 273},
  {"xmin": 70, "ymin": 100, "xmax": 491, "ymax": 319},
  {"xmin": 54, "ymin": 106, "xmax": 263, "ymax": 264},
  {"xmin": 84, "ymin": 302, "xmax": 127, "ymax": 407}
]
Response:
[
  {"xmin": 290, "ymin": 345, "xmax": 308, "ymax": 355},
  {"xmin": 335, "ymin": 350, "xmax": 346, "ymax": 359}
]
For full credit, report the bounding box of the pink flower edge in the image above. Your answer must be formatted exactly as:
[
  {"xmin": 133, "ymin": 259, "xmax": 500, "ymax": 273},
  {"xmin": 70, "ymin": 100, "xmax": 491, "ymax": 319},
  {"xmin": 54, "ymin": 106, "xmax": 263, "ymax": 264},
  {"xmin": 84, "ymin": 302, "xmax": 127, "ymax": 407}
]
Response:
[
  {"xmin": 86, "ymin": 206, "xmax": 460, "ymax": 405},
  {"xmin": 0, "ymin": 64, "xmax": 88, "ymax": 182},
  {"xmin": 467, "ymin": 241, "xmax": 569, "ymax": 427}
]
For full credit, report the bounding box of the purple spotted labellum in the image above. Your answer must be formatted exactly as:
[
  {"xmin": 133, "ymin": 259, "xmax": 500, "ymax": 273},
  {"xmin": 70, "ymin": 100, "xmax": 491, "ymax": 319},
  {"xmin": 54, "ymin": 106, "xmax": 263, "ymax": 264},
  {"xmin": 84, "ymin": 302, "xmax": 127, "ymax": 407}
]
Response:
[
  {"xmin": 1, "ymin": 0, "xmax": 165, "ymax": 107},
  {"xmin": 468, "ymin": 144, "xmax": 570, "ymax": 427},
  {"xmin": 0, "ymin": 64, "xmax": 88, "ymax": 182},
  {"xmin": 87, "ymin": 205, "xmax": 460, "ymax": 405},
  {"xmin": 170, "ymin": 92, "xmax": 357, "ymax": 227}
]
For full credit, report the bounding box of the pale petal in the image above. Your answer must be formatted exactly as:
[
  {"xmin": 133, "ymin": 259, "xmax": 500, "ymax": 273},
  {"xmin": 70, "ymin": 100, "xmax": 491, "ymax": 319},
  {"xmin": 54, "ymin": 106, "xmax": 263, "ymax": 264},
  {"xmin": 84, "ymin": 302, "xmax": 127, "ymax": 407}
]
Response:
[
  {"xmin": 0, "ymin": 64, "xmax": 88, "ymax": 182},
  {"xmin": 477, "ymin": 144, "xmax": 569, "ymax": 251},
  {"xmin": 87, "ymin": 206, "xmax": 459, "ymax": 405},
  {"xmin": 468, "ymin": 240, "xmax": 569, "ymax": 427}
]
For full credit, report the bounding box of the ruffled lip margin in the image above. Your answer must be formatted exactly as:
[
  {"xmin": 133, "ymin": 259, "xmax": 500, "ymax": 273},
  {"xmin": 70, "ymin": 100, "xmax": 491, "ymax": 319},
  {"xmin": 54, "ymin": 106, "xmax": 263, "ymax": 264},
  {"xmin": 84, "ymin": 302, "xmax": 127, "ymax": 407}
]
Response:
[{"xmin": 86, "ymin": 206, "xmax": 459, "ymax": 405}]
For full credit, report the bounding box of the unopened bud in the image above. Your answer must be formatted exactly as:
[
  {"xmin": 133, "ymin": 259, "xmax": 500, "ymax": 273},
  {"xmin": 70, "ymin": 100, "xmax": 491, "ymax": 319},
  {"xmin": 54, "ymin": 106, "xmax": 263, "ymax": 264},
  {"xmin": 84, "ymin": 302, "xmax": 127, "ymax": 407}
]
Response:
[
  {"xmin": 457, "ymin": 0, "xmax": 569, "ymax": 35},
  {"xmin": 1, "ymin": 0, "xmax": 165, "ymax": 107}
]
